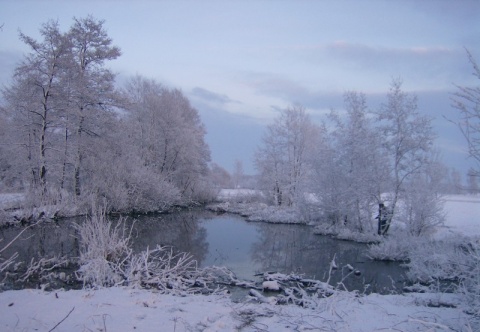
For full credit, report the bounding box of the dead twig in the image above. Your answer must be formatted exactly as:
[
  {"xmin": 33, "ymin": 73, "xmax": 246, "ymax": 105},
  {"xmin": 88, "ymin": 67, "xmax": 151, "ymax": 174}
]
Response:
[
  {"xmin": 0, "ymin": 220, "xmax": 40, "ymax": 254},
  {"xmin": 48, "ymin": 306, "xmax": 75, "ymax": 332}
]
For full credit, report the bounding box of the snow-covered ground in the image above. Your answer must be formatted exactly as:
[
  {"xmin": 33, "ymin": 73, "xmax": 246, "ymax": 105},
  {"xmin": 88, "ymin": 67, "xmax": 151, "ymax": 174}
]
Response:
[
  {"xmin": 0, "ymin": 193, "xmax": 479, "ymax": 331},
  {"xmin": 0, "ymin": 193, "xmax": 24, "ymax": 210},
  {"xmin": 435, "ymin": 194, "xmax": 480, "ymax": 239},
  {"xmin": 0, "ymin": 287, "xmax": 469, "ymax": 331}
]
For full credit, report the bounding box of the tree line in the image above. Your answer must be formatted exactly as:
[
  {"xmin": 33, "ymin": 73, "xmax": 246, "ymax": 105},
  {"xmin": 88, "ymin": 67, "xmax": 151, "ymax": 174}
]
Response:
[
  {"xmin": 0, "ymin": 17, "xmax": 212, "ymax": 213},
  {"xmin": 0, "ymin": 16, "xmax": 477, "ymax": 227},
  {"xmin": 255, "ymin": 79, "xmax": 446, "ymax": 236}
]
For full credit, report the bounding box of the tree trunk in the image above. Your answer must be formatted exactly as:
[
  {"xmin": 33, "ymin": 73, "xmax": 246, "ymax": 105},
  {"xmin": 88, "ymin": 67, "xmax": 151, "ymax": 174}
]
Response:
[{"xmin": 74, "ymin": 115, "xmax": 84, "ymax": 196}]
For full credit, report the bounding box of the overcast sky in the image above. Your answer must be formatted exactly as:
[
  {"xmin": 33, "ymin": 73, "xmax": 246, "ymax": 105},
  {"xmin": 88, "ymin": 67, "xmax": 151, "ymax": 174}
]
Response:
[{"xmin": 1, "ymin": 0, "xmax": 479, "ymax": 175}]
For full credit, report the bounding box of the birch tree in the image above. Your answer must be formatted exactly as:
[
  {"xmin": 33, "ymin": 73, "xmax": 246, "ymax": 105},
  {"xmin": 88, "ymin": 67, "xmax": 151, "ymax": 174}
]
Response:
[
  {"xmin": 321, "ymin": 92, "xmax": 387, "ymax": 231},
  {"xmin": 400, "ymin": 155, "xmax": 446, "ymax": 236},
  {"xmin": 67, "ymin": 16, "xmax": 121, "ymax": 196},
  {"xmin": 452, "ymin": 49, "xmax": 480, "ymax": 176},
  {"xmin": 377, "ymin": 78, "xmax": 435, "ymax": 234},
  {"xmin": 232, "ymin": 159, "xmax": 244, "ymax": 189},
  {"xmin": 255, "ymin": 106, "xmax": 317, "ymax": 206},
  {"xmin": 2, "ymin": 21, "xmax": 71, "ymax": 194}
]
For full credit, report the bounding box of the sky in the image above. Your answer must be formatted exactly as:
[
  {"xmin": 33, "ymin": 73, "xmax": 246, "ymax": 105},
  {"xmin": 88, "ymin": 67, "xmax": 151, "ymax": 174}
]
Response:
[{"xmin": 1, "ymin": 0, "xmax": 479, "ymax": 175}]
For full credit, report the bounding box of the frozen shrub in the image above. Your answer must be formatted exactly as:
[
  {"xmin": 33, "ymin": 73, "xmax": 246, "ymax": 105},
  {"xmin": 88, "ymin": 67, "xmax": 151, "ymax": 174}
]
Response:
[
  {"xmin": 458, "ymin": 240, "xmax": 480, "ymax": 326},
  {"xmin": 75, "ymin": 206, "xmax": 133, "ymax": 287},
  {"xmin": 406, "ymin": 236, "xmax": 471, "ymax": 283},
  {"xmin": 367, "ymin": 232, "xmax": 418, "ymax": 261},
  {"xmin": 401, "ymin": 235, "xmax": 480, "ymax": 328},
  {"xmin": 399, "ymin": 176, "xmax": 446, "ymax": 236},
  {"xmin": 75, "ymin": 205, "xmax": 233, "ymax": 294}
]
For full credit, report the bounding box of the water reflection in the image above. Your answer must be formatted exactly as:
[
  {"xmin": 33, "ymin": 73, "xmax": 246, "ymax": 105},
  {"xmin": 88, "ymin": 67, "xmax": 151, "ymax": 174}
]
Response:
[
  {"xmin": 0, "ymin": 210, "xmax": 406, "ymax": 293},
  {"xmin": 127, "ymin": 210, "xmax": 210, "ymax": 266},
  {"xmin": 251, "ymin": 222, "xmax": 407, "ymax": 293},
  {"xmin": 0, "ymin": 220, "xmax": 80, "ymax": 264},
  {"xmin": 197, "ymin": 214, "xmax": 263, "ymax": 279}
]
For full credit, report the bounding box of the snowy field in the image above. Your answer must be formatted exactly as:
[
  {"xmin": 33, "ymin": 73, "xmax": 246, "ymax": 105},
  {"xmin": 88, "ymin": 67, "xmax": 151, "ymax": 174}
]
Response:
[
  {"xmin": 0, "ymin": 193, "xmax": 479, "ymax": 331},
  {"xmin": 436, "ymin": 195, "xmax": 480, "ymax": 239}
]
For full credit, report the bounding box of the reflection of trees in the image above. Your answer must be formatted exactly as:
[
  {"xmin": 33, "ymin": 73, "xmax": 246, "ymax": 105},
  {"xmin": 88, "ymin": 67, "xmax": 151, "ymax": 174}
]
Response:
[
  {"xmin": 0, "ymin": 209, "xmax": 211, "ymax": 283},
  {"xmin": 251, "ymin": 223, "xmax": 356, "ymax": 277},
  {"xmin": 0, "ymin": 220, "xmax": 79, "ymax": 265},
  {"xmin": 127, "ymin": 209, "xmax": 211, "ymax": 266},
  {"xmin": 251, "ymin": 223, "xmax": 406, "ymax": 293}
]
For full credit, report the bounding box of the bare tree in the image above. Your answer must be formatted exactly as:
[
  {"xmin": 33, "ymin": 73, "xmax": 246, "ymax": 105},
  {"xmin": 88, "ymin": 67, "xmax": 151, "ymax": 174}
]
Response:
[
  {"xmin": 467, "ymin": 168, "xmax": 479, "ymax": 194},
  {"xmin": 450, "ymin": 168, "xmax": 463, "ymax": 194},
  {"xmin": 232, "ymin": 159, "xmax": 244, "ymax": 189},
  {"xmin": 452, "ymin": 49, "xmax": 480, "ymax": 176},
  {"xmin": 210, "ymin": 163, "xmax": 233, "ymax": 189}
]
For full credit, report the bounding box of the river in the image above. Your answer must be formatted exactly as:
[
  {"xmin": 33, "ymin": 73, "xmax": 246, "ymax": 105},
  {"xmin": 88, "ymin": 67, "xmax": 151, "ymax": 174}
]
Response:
[{"xmin": 0, "ymin": 209, "xmax": 407, "ymax": 293}]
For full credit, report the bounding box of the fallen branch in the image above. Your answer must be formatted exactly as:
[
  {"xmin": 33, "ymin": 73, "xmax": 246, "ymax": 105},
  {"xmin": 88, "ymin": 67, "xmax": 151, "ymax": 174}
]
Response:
[{"xmin": 19, "ymin": 256, "xmax": 69, "ymax": 283}]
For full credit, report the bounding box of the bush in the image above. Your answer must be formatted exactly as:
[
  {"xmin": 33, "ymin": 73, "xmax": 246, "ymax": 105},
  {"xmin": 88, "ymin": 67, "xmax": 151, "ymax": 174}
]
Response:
[
  {"xmin": 367, "ymin": 232, "xmax": 420, "ymax": 261},
  {"xmin": 75, "ymin": 204, "xmax": 233, "ymax": 295},
  {"xmin": 407, "ymin": 236, "xmax": 480, "ymax": 329},
  {"xmin": 75, "ymin": 205, "xmax": 133, "ymax": 287},
  {"xmin": 459, "ymin": 240, "xmax": 480, "ymax": 327}
]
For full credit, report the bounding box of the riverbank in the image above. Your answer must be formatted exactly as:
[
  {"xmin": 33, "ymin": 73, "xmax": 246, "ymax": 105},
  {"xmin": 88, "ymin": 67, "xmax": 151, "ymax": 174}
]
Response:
[
  {"xmin": 209, "ymin": 190, "xmax": 480, "ymax": 238},
  {"xmin": 0, "ymin": 286, "xmax": 469, "ymax": 331}
]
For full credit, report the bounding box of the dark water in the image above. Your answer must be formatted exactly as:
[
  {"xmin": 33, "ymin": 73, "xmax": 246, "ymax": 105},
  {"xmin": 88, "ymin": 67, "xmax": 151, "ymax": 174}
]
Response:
[{"xmin": 0, "ymin": 209, "xmax": 407, "ymax": 293}]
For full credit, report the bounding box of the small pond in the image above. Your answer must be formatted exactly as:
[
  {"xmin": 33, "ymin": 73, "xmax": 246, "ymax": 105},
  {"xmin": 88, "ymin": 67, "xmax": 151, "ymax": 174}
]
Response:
[{"xmin": 0, "ymin": 209, "xmax": 407, "ymax": 293}]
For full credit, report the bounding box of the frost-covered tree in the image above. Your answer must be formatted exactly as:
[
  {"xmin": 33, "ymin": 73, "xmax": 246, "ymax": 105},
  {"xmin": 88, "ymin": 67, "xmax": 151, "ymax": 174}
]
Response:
[
  {"xmin": 1, "ymin": 17, "xmax": 215, "ymax": 213},
  {"xmin": 67, "ymin": 16, "xmax": 121, "ymax": 196},
  {"xmin": 316, "ymin": 92, "xmax": 388, "ymax": 231},
  {"xmin": 232, "ymin": 159, "xmax": 244, "ymax": 189},
  {"xmin": 255, "ymin": 106, "xmax": 318, "ymax": 206},
  {"xmin": 1, "ymin": 17, "xmax": 120, "ymax": 202},
  {"xmin": 123, "ymin": 76, "xmax": 211, "ymax": 203},
  {"xmin": 209, "ymin": 163, "xmax": 233, "ymax": 189},
  {"xmin": 467, "ymin": 168, "xmax": 479, "ymax": 194},
  {"xmin": 449, "ymin": 168, "xmax": 463, "ymax": 194},
  {"xmin": 308, "ymin": 122, "xmax": 345, "ymax": 223},
  {"xmin": 377, "ymin": 78, "xmax": 435, "ymax": 234},
  {"xmin": 400, "ymin": 155, "xmax": 446, "ymax": 236},
  {"xmin": 2, "ymin": 20, "xmax": 71, "ymax": 193},
  {"xmin": 452, "ymin": 49, "xmax": 480, "ymax": 176},
  {"xmin": 0, "ymin": 112, "xmax": 17, "ymax": 189}
]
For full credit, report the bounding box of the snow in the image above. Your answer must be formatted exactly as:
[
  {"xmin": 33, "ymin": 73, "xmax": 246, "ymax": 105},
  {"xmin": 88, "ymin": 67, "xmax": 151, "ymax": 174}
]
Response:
[
  {"xmin": 262, "ymin": 280, "xmax": 280, "ymax": 291},
  {"xmin": 0, "ymin": 287, "xmax": 469, "ymax": 331},
  {"xmin": 217, "ymin": 189, "xmax": 258, "ymax": 201},
  {"xmin": 0, "ymin": 193, "xmax": 23, "ymax": 209},
  {"xmin": 434, "ymin": 194, "xmax": 480, "ymax": 239}
]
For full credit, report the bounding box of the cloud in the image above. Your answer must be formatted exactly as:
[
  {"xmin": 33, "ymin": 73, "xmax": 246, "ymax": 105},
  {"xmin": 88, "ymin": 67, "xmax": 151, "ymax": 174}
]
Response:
[
  {"xmin": 243, "ymin": 72, "xmax": 349, "ymax": 113},
  {"xmin": 300, "ymin": 41, "xmax": 474, "ymax": 89},
  {"xmin": 190, "ymin": 87, "xmax": 239, "ymax": 106},
  {"xmin": 324, "ymin": 41, "xmax": 455, "ymax": 69}
]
